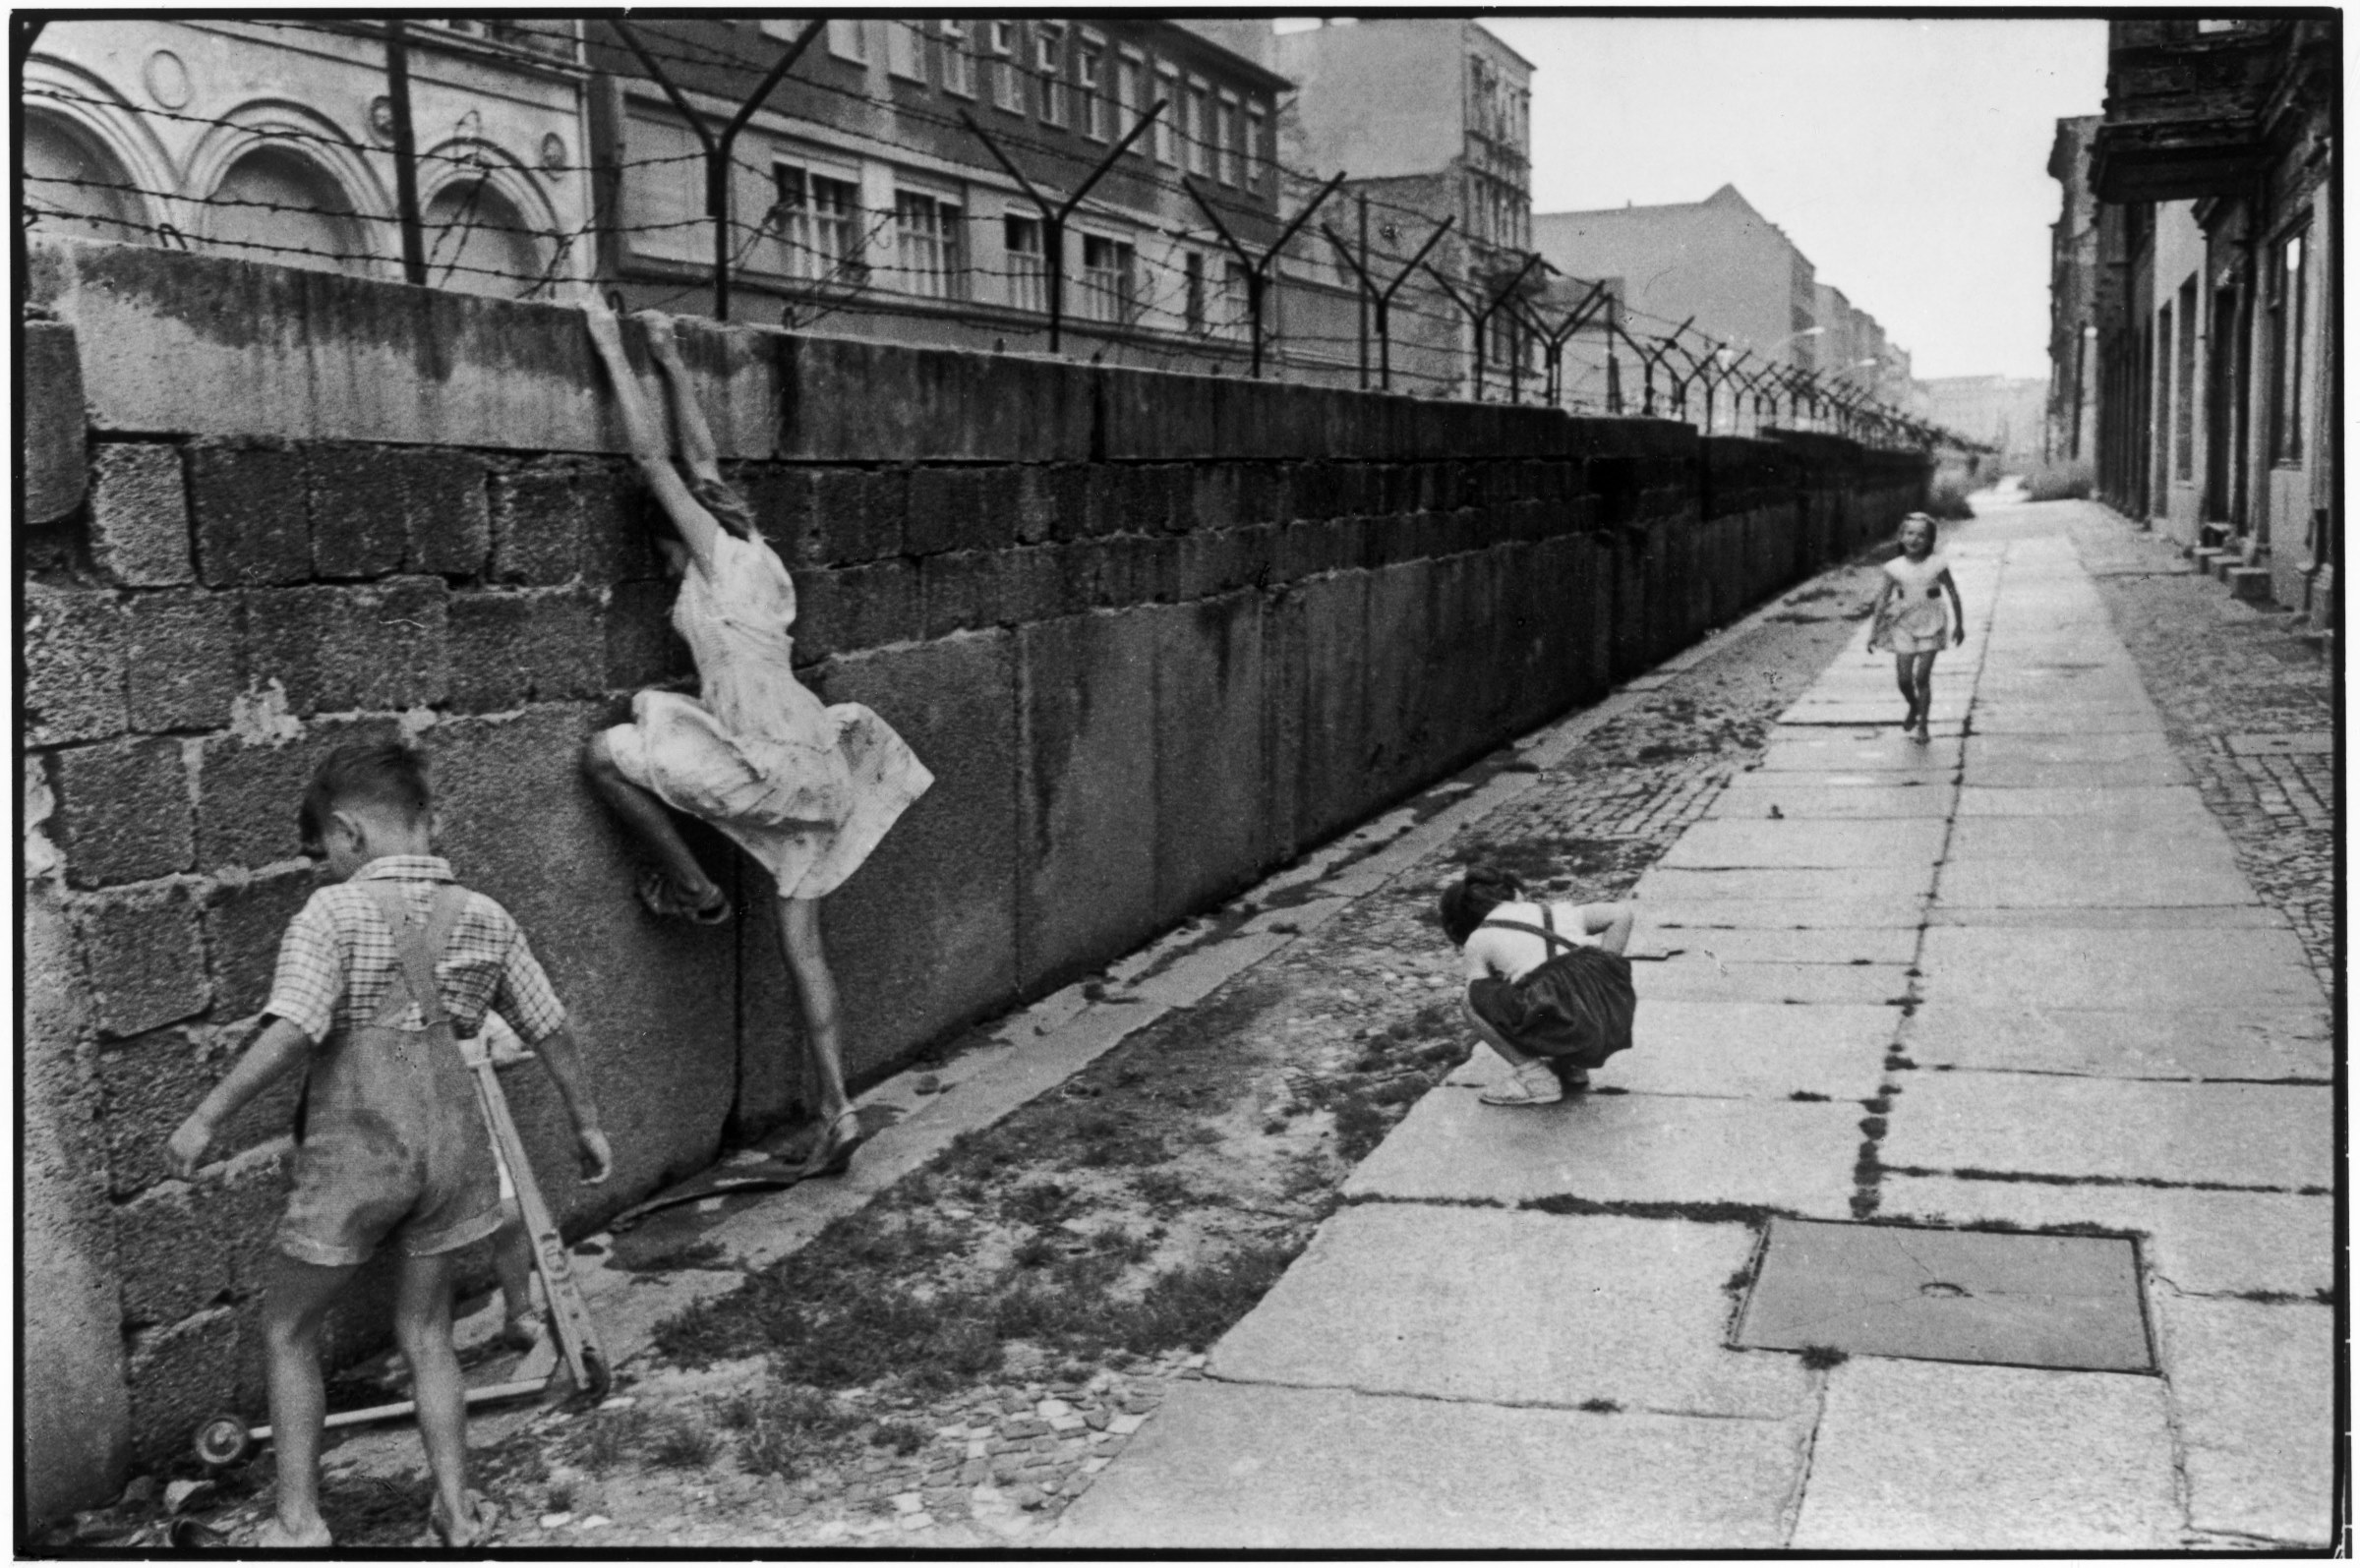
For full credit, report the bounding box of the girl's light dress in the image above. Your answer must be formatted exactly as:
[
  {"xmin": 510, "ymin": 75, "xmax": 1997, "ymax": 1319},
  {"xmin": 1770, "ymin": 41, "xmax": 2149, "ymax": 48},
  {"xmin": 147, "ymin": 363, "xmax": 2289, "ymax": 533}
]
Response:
[
  {"xmin": 603, "ymin": 530, "xmax": 933, "ymax": 900},
  {"xmin": 1876, "ymin": 550, "xmax": 1952, "ymax": 654}
]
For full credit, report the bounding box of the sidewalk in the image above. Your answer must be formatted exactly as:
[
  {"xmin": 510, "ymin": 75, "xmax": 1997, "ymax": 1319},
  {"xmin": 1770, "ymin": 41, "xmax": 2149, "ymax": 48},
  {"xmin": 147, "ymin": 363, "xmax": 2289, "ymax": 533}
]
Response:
[{"xmin": 1052, "ymin": 498, "xmax": 2336, "ymax": 1551}]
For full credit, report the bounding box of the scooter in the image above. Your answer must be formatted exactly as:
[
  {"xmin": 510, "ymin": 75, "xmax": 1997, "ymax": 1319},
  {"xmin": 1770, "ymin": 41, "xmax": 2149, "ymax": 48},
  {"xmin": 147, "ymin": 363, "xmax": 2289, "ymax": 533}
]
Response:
[{"xmin": 190, "ymin": 1043, "xmax": 610, "ymax": 1470}]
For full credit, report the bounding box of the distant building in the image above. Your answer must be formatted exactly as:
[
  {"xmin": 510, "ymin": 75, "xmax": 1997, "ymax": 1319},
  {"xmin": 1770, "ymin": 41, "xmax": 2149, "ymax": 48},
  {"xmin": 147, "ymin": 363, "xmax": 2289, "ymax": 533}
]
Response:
[
  {"xmin": 1269, "ymin": 18, "xmax": 1543, "ymax": 399},
  {"xmin": 1917, "ymin": 376, "xmax": 2049, "ymax": 470},
  {"xmin": 2083, "ymin": 18, "xmax": 2334, "ymax": 622},
  {"xmin": 2043, "ymin": 115, "xmax": 2102, "ymax": 468}
]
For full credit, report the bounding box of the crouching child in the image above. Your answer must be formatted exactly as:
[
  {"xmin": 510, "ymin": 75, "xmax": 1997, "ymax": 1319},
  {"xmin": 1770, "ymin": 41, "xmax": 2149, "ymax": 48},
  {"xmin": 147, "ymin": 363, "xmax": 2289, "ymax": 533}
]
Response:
[
  {"xmin": 1440, "ymin": 867, "xmax": 1637, "ymax": 1106},
  {"xmin": 166, "ymin": 741, "xmax": 611, "ymax": 1549}
]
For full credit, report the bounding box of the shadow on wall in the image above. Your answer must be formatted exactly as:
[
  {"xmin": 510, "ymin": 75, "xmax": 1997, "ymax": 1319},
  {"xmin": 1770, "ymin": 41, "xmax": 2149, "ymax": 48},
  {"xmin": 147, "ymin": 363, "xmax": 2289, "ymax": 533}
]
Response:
[{"xmin": 19, "ymin": 233, "xmax": 1930, "ymax": 1507}]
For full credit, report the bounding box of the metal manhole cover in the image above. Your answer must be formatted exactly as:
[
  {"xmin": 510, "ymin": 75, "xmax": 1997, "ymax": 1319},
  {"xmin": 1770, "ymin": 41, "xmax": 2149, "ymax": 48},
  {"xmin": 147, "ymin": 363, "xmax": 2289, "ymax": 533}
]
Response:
[
  {"xmin": 2225, "ymin": 732, "xmax": 2332, "ymax": 757},
  {"xmin": 1733, "ymin": 1217, "xmax": 2154, "ymax": 1373}
]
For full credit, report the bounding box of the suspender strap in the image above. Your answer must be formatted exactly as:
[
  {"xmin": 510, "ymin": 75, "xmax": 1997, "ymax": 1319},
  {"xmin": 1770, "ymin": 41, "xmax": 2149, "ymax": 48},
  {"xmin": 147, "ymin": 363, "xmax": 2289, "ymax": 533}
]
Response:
[
  {"xmin": 363, "ymin": 883, "xmax": 468, "ymax": 1029},
  {"xmin": 1479, "ymin": 916, "xmax": 1586, "ymax": 956}
]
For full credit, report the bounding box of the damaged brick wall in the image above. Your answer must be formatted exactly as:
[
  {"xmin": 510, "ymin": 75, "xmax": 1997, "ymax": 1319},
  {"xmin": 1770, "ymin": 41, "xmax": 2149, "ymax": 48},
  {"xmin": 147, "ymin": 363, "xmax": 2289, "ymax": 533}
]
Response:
[{"xmin": 21, "ymin": 235, "xmax": 1928, "ymax": 1506}]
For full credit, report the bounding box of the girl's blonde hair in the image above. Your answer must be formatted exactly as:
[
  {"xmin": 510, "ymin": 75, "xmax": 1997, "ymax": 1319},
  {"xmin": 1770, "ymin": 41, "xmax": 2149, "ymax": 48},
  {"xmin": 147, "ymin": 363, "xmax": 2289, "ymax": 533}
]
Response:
[{"xmin": 1900, "ymin": 511, "xmax": 1938, "ymax": 544}]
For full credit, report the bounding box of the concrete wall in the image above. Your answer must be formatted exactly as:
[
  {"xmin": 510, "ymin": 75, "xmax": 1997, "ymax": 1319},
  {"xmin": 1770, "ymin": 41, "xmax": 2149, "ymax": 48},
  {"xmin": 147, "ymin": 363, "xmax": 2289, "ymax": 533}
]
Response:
[{"xmin": 20, "ymin": 234, "xmax": 1927, "ymax": 1512}]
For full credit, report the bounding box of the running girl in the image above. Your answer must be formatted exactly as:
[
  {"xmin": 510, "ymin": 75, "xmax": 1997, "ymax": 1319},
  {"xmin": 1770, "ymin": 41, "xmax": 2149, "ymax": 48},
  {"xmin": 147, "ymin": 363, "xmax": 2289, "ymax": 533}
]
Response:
[{"xmin": 1867, "ymin": 512, "xmax": 1965, "ymax": 743}]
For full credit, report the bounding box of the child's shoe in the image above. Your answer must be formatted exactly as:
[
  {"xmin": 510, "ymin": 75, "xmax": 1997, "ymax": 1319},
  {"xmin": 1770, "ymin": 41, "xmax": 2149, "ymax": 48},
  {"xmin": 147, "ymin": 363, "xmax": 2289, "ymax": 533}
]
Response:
[{"xmin": 1479, "ymin": 1060, "xmax": 1564, "ymax": 1107}]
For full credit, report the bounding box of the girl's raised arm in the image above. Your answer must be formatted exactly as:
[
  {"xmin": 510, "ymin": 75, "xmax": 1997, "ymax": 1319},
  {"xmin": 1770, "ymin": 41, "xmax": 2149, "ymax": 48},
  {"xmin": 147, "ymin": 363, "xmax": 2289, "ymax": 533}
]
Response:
[
  {"xmin": 581, "ymin": 304, "xmax": 725, "ymax": 577},
  {"xmin": 637, "ymin": 312, "xmax": 726, "ymax": 492}
]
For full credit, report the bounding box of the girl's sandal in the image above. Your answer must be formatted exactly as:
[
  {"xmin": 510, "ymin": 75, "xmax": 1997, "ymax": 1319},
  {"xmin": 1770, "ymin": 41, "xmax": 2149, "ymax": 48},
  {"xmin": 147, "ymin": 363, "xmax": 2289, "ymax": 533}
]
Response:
[
  {"xmin": 418, "ymin": 1491, "xmax": 498, "ymax": 1551},
  {"xmin": 636, "ymin": 867, "xmax": 732, "ymax": 925},
  {"xmin": 798, "ymin": 1109, "xmax": 870, "ymax": 1179},
  {"xmin": 1479, "ymin": 1062, "xmax": 1564, "ymax": 1107}
]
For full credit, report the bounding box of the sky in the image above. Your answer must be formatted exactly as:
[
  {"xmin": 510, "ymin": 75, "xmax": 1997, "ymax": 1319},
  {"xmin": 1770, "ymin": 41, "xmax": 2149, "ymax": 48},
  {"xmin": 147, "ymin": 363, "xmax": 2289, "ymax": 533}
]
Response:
[{"xmin": 1479, "ymin": 17, "xmax": 2108, "ymax": 380}]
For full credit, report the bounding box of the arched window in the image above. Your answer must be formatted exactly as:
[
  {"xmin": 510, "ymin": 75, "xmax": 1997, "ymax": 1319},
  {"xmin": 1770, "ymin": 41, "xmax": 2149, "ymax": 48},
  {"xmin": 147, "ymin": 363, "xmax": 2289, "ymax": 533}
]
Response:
[
  {"xmin": 421, "ymin": 177, "xmax": 546, "ymax": 297},
  {"xmin": 208, "ymin": 146, "xmax": 371, "ymax": 275},
  {"xmin": 25, "ymin": 112, "xmax": 148, "ymax": 245}
]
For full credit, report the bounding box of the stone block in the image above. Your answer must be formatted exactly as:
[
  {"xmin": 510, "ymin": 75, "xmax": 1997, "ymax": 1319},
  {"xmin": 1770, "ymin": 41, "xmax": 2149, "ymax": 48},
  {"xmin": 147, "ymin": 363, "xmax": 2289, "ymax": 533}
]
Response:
[
  {"xmin": 78, "ymin": 884, "xmax": 209, "ymax": 1039},
  {"xmin": 99, "ymin": 1021, "xmax": 296, "ymax": 1197},
  {"xmin": 445, "ymin": 587, "xmax": 606, "ymax": 711},
  {"xmin": 605, "ymin": 578, "xmax": 692, "ymax": 690},
  {"xmin": 996, "ymin": 546, "xmax": 1074, "ymax": 626},
  {"xmin": 400, "ymin": 448, "xmax": 496, "ymax": 577},
  {"xmin": 1289, "ymin": 571, "xmax": 1371, "ymax": 847},
  {"xmin": 25, "ymin": 579, "xmax": 128, "ymax": 746},
  {"xmin": 25, "ymin": 316, "xmax": 88, "ymax": 526},
  {"xmin": 125, "ymin": 590, "xmax": 245, "ymax": 733},
  {"xmin": 795, "ymin": 559, "xmax": 919, "ymax": 662},
  {"xmin": 306, "ymin": 443, "xmax": 411, "ymax": 579},
  {"xmin": 189, "ymin": 440, "xmax": 311, "ymax": 587},
  {"xmin": 489, "ymin": 462, "xmax": 584, "ymax": 584},
  {"xmin": 903, "ymin": 467, "xmax": 968, "ymax": 555},
  {"xmin": 1881, "ymin": 1075, "xmax": 2330, "ymax": 1190},
  {"xmin": 1016, "ymin": 613, "xmax": 1159, "ymax": 992},
  {"xmin": 2158, "ymin": 1297, "xmax": 2333, "ymax": 1545},
  {"xmin": 88, "ymin": 442, "xmax": 194, "ymax": 586},
  {"xmin": 242, "ymin": 577, "xmax": 448, "ymax": 715},
  {"xmin": 115, "ymin": 1151, "xmax": 289, "ymax": 1327},
  {"xmin": 125, "ymin": 1307, "xmax": 240, "ymax": 1467},
  {"xmin": 192, "ymin": 716, "xmax": 403, "ymax": 871},
  {"xmin": 1031, "ymin": 464, "xmax": 1089, "ymax": 544},
  {"xmin": 919, "ymin": 552, "xmax": 1003, "ymax": 639},
  {"xmin": 50, "ymin": 736, "xmax": 193, "ymax": 889},
  {"xmin": 734, "ymin": 464, "xmax": 813, "ymax": 570},
  {"xmin": 1150, "ymin": 595, "xmax": 1268, "ymax": 923},
  {"xmin": 202, "ymin": 867, "xmax": 317, "ymax": 1017},
  {"xmin": 808, "ymin": 469, "xmax": 905, "ymax": 564}
]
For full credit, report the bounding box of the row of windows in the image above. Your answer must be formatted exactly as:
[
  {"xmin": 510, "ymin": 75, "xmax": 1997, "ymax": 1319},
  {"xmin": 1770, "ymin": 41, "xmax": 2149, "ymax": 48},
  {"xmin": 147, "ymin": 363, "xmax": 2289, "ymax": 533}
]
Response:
[
  {"xmin": 2150, "ymin": 224, "xmax": 2310, "ymax": 488},
  {"xmin": 798, "ymin": 19, "xmax": 1269, "ymax": 191}
]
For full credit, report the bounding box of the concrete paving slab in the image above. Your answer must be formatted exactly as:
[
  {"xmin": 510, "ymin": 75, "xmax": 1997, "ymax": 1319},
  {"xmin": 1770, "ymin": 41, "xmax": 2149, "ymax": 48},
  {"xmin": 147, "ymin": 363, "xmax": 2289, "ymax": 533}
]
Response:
[
  {"xmin": 1735, "ymin": 1217, "xmax": 2153, "ymax": 1372},
  {"xmin": 1211, "ymin": 1206, "xmax": 1809, "ymax": 1418},
  {"xmin": 1778, "ymin": 701, "xmax": 1969, "ymax": 726},
  {"xmin": 1756, "ymin": 735, "xmax": 1963, "ymax": 772},
  {"xmin": 1943, "ymin": 813, "xmax": 2234, "ymax": 864},
  {"xmin": 1922, "ymin": 902, "xmax": 2291, "ymax": 930},
  {"xmin": 1449, "ymin": 1001, "xmax": 1896, "ymax": 1100},
  {"xmin": 2155, "ymin": 1296, "xmax": 2335, "ymax": 1545},
  {"xmin": 1640, "ymin": 898, "xmax": 1929, "ymax": 930},
  {"xmin": 1632, "ymin": 958, "xmax": 1913, "ymax": 1006},
  {"xmin": 1703, "ymin": 784, "xmax": 1957, "ymax": 820},
  {"xmin": 1877, "ymin": 1075, "xmax": 2330, "ymax": 1190},
  {"xmin": 1968, "ymin": 706, "xmax": 2164, "ymax": 733},
  {"xmin": 1900, "ymin": 1003, "xmax": 2331, "ymax": 1081},
  {"xmin": 1789, "ymin": 1358, "xmax": 2181, "ymax": 1551},
  {"xmin": 1917, "ymin": 926, "xmax": 2323, "ymax": 1010},
  {"xmin": 1935, "ymin": 855, "xmax": 2257, "ymax": 908},
  {"xmin": 1954, "ymin": 784, "xmax": 2209, "ymax": 816},
  {"xmin": 1342, "ymin": 1087, "xmax": 1863, "ymax": 1215},
  {"xmin": 1877, "ymin": 1177, "xmax": 2334, "ymax": 1297},
  {"xmin": 1966, "ymin": 732, "xmax": 2182, "ymax": 765},
  {"xmin": 1048, "ymin": 1380, "xmax": 1807, "ymax": 1550},
  {"xmin": 1960, "ymin": 756, "xmax": 2193, "ymax": 788},
  {"xmin": 1633, "ymin": 927, "xmax": 1920, "ymax": 964},
  {"xmin": 1659, "ymin": 818, "xmax": 1949, "ymax": 868},
  {"xmin": 1633, "ymin": 865, "xmax": 1933, "ymax": 905}
]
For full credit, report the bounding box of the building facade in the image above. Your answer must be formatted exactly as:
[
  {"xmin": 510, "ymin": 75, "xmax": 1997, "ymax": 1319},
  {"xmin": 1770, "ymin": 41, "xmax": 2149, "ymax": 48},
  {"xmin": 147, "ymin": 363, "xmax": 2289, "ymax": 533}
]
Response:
[
  {"xmin": 1916, "ymin": 376, "xmax": 2050, "ymax": 472},
  {"xmin": 2043, "ymin": 114, "xmax": 2102, "ymax": 468},
  {"xmin": 2084, "ymin": 18, "xmax": 2335, "ymax": 622}
]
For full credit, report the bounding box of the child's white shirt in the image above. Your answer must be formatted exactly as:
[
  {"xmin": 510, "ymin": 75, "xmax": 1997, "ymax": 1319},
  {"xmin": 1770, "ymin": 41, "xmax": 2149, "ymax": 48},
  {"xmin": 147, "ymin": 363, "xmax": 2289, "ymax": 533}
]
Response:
[{"xmin": 1462, "ymin": 900, "xmax": 1603, "ymax": 984}]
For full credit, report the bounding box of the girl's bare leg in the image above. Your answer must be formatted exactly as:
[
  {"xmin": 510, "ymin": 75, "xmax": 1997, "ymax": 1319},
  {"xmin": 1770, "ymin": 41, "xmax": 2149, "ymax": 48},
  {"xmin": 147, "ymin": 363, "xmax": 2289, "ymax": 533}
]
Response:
[
  {"xmin": 1909, "ymin": 653, "xmax": 1937, "ymax": 739},
  {"xmin": 1892, "ymin": 653, "xmax": 1919, "ymax": 728},
  {"xmin": 581, "ymin": 733, "xmax": 725, "ymax": 909},
  {"xmin": 776, "ymin": 897, "xmax": 853, "ymax": 1132}
]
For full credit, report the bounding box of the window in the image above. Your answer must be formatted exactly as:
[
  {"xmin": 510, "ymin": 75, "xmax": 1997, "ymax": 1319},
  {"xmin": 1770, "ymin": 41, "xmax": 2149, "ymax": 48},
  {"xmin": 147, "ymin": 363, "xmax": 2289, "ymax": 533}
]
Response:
[
  {"xmin": 886, "ymin": 21, "xmax": 927, "ymax": 83},
  {"xmin": 1184, "ymin": 83, "xmax": 1210, "ymax": 176},
  {"xmin": 1004, "ymin": 212, "xmax": 1047, "ymax": 312},
  {"xmin": 1153, "ymin": 66, "xmax": 1181, "ymax": 164},
  {"xmin": 1080, "ymin": 233, "xmax": 1135, "ymax": 323},
  {"xmin": 1220, "ymin": 259, "xmax": 1250, "ymax": 338},
  {"xmin": 209, "ymin": 147, "xmax": 371, "ymax": 276},
  {"xmin": 1243, "ymin": 104, "xmax": 1267, "ymax": 190},
  {"xmin": 990, "ymin": 23, "xmax": 1025, "ymax": 113},
  {"xmin": 895, "ymin": 190, "xmax": 965, "ymax": 299},
  {"xmin": 827, "ymin": 19, "xmax": 867, "ymax": 63},
  {"xmin": 2173, "ymin": 276, "xmax": 2197, "ymax": 480},
  {"xmin": 1184, "ymin": 251, "xmax": 1207, "ymax": 333},
  {"xmin": 2269, "ymin": 228, "xmax": 2307, "ymax": 463},
  {"xmin": 1216, "ymin": 96, "xmax": 1240, "ymax": 185},
  {"xmin": 1117, "ymin": 52, "xmax": 1147, "ymax": 147},
  {"xmin": 1034, "ymin": 24, "xmax": 1066, "ymax": 125},
  {"xmin": 772, "ymin": 163, "xmax": 863, "ymax": 283},
  {"xmin": 25, "ymin": 113, "xmax": 150, "ymax": 249},
  {"xmin": 939, "ymin": 21, "xmax": 974, "ymax": 96},
  {"xmin": 1077, "ymin": 37, "xmax": 1106, "ymax": 140}
]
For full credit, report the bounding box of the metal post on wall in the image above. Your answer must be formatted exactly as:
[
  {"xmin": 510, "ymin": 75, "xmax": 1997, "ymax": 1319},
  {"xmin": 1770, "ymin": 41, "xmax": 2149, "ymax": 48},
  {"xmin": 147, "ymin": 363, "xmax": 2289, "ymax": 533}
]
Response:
[
  {"xmin": 383, "ymin": 19, "xmax": 428, "ymax": 286},
  {"xmin": 610, "ymin": 18, "xmax": 822, "ymax": 321},
  {"xmin": 1356, "ymin": 192, "xmax": 1370, "ymax": 388},
  {"xmin": 1504, "ymin": 279, "xmax": 1607, "ymax": 408},
  {"xmin": 965, "ymin": 102, "xmax": 1165, "ymax": 355},
  {"xmin": 1421, "ymin": 249, "xmax": 1541, "ymax": 402},
  {"xmin": 1185, "ymin": 170, "xmax": 1345, "ymax": 378},
  {"xmin": 1323, "ymin": 213, "xmax": 1451, "ymax": 393}
]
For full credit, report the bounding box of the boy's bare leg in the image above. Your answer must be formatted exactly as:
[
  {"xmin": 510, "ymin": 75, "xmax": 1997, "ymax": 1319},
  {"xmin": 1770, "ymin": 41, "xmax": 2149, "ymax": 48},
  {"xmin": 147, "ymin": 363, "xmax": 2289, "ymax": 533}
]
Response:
[
  {"xmin": 393, "ymin": 1249, "xmax": 484, "ymax": 1545},
  {"xmin": 582, "ymin": 733, "xmax": 725, "ymax": 909},
  {"xmin": 777, "ymin": 897, "xmax": 853, "ymax": 1132},
  {"xmin": 259, "ymin": 1253, "xmax": 356, "ymax": 1548}
]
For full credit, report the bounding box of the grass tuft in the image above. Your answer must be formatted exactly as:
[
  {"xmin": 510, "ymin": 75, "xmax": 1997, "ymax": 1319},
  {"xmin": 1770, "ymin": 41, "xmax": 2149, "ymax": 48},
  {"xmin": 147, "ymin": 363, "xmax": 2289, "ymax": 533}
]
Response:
[
  {"xmin": 1577, "ymin": 1397, "xmax": 1622, "ymax": 1414},
  {"xmin": 1798, "ymin": 1344, "xmax": 1850, "ymax": 1370}
]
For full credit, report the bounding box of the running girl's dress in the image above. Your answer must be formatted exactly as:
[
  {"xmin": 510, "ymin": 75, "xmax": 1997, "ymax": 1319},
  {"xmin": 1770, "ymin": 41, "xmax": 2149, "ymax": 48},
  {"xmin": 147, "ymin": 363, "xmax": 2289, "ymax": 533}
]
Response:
[
  {"xmin": 1878, "ymin": 550, "xmax": 1952, "ymax": 653},
  {"xmin": 602, "ymin": 529, "xmax": 933, "ymax": 898}
]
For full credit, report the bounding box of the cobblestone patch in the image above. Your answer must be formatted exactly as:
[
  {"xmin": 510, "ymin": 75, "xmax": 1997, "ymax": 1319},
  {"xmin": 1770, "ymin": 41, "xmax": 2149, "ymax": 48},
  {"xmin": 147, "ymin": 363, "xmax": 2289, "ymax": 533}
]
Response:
[{"xmin": 2070, "ymin": 511, "xmax": 2334, "ymax": 991}]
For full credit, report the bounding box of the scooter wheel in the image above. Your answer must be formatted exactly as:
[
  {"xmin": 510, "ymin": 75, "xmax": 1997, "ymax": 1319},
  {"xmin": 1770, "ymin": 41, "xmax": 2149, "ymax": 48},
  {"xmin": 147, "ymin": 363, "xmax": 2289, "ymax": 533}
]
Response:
[
  {"xmin": 194, "ymin": 1413, "xmax": 253, "ymax": 1469},
  {"xmin": 581, "ymin": 1346, "xmax": 613, "ymax": 1403}
]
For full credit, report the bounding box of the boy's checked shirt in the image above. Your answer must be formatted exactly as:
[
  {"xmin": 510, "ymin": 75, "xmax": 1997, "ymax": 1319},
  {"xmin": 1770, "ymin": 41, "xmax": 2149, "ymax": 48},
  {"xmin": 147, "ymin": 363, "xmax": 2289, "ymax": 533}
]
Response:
[{"xmin": 265, "ymin": 855, "xmax": 567, "ymax": 1045}]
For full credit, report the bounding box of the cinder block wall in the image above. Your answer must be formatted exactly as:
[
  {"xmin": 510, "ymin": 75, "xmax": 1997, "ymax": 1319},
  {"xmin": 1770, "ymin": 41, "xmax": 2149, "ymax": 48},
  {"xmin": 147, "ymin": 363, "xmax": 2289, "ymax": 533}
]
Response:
[{"xmin": 20, "ymin": 236, "xmax": 1927, "ymax": 1505}]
